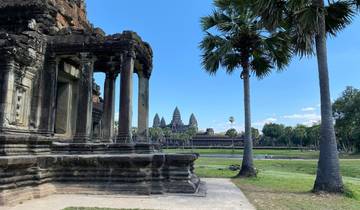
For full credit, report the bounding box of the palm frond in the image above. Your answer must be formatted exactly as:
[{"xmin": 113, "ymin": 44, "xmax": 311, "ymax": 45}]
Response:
[
  {"xmin": 292, "ymin": 30, "xmax": 315, "ymax": 57},
  {"xmin": 326, "ymin": 1, "xmax": 355, "ymax": 36},
  {"xmin": 295, "ymin": 5, "xmax": 321, "ymax": 35},
  {"xmin": 201, "ymin": 51, "xmax": 222, "ymax": 75},
  {"xmin": 222, "ymin": 53, "xmax": 241, "ymax": 73},
  {"xmin": 253, "ymin": 0, "xmax": 287, "ymax": 31},
  {"xmin": 200, "ymin": 33, "xmax": 234, "ymax": 74},
  {"xmin": 288, "ymin": 4, "xmax": 319, "ymax": 57},
  {"xmin": 264, "ymin": 31, "xmax": 292, "ymax": 70},
  {"xmin": 199, "ymin": 33, "xmax": 224, "ymax": 52},
  {"xmin": 200, "ymin": 13, "xmax": 217, "ymax": 31},
  {"xmin": 214, "ymin": 0, "xmax": 232, "ymax": 11},
  {"xmin": 250, "ymin": 54, "xmax": 273, "ymax": 79}
]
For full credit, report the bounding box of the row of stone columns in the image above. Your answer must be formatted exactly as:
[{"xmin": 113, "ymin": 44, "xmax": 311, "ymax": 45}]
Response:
[
  {"xmin": 72, "ymin": 51, "xmax": 150, "ymax": 143},
  {"xmin": 100, "ymin": 51, "xmax": 150, "ymax": 143}
]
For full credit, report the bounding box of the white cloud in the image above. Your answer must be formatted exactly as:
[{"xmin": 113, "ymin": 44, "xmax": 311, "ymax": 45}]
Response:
[
  {"xmin": 253, "ymin": 117, "xmax": 278, "ymax": 127},
  {"xmin": 303, "ymin": 119, "xmax": 321, "ymax": 126},
  {"xmin": 283, "ymin": 113, "xmax": 321, "ymax": 126},
  {"xmin": 283, "ymin": 113, "xmax": 320, "ymax": 120},
  {"xmin": 210, "ymin": 120, "xmax": 244, "ymax": 133},
  {"xmin": 301, "ymin": 107, "xmax": 316, "ymax": 112}
]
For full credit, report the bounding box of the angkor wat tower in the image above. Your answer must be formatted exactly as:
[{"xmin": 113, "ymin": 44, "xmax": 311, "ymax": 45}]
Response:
[
  {"xmin": 153, "ymin": 107, "xmax": 198, "ymax": 132},
  {"xmin": 0, "ymin": 0, "xmax": 201, "ymax": 206}
]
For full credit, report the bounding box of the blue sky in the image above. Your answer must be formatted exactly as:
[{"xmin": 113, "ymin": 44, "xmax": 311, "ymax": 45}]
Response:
[{"xmin": 87, "ymin": 0, "xmax": 360, "ymax": 132}]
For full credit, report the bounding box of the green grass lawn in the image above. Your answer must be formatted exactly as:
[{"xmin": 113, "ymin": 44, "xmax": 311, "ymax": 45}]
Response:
[
  {"xmin": 165, "ymin": 148, "xmax": 320, "ymax": 158},
  {"xmin": 165, "ymin": 148, "xmax": 359, "ymax": 159},
  {"xmin": 63, "ymin": 208, "xmax": 144, "ymax": 210},
  {"xmin": 195, "ymin": 157, "xmax": 360, "ymax": 210}
]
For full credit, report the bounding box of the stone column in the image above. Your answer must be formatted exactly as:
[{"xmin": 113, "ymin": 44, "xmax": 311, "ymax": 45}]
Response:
[
  {"xmin": 117, "ymin": 51, "xmax": 135, "ymax": 143},
  {"xmin": 0, "ymin": 56, "xmax": 16, "ymax": 130},
  {"xmin": 137, "ymin": 71, "xmax": 150, "ymax": 142},
  {"xmin": 74, "ymin": 53, "xmax": 95, "ymax": 143},
  {"xmin": 39, "ymin": 54, "xmax": 59, "ymax": 136},
  {"xmin": 101, "ymin": 71, "xmax": 118, "ymax": 142}
]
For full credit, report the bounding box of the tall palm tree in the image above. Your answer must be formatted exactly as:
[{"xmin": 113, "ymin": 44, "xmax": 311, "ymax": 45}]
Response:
[
  {"xmin": 200, "ymin": 0, "xmax": 292, "ymax": 177},
  {"xmin": 253, "ymin": 0, "xmax": 356, "ymax": 192}
]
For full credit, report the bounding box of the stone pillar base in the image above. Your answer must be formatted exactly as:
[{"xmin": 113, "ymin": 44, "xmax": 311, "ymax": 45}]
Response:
[
  {"xmin": 73, "ymin": 135, "xmax": 91, "ymax": 143},
  {"xmin": 116, "ymin": 133, "xmax": 133, "ymax": 144}
]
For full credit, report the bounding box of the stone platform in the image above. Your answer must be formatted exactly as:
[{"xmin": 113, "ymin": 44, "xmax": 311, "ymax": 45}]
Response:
[
  {"xmin": 0, "ymin": 179, "xmax": 255, "ymax": 210},
  {"xmin": 0, "ymin": 153, "xmax": 201, "ymax": 206}
]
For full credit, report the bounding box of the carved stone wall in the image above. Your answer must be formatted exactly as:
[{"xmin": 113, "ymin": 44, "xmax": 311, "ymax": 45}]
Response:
[
  {"xmin": 0, "ymin": 153, "xmax": 200, "ymax": 206},
  {"xmin": 52, "ymin": 0, "xmax": 90, "ymax": 30},
  {"xmin": 0, "ymin": 0, "xmax": 91, "ymax": 34}
]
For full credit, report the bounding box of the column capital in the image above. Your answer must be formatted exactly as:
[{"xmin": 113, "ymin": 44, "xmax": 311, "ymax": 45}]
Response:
[
  {"xmin": 105, "ymin": 71, "xmax": 118, "ymax": 80},
  {"xmin": 123, "ymin": 50, "xmax": 136, "ymax": 59},
  {"xmin": 137, "ymin": 69, "xmax": 151, "ymax": 80},
  {"xmin": 79, "ymin": 52, "xmax": 96, "ymax": 63},
  {"xmin": 47, "ymin": 53, "xmax": 61, "ymax": 64}
]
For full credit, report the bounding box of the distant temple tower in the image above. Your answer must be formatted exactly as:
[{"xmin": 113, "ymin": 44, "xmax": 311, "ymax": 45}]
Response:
[
  {"xmin": 152, "ymin": 107, "xmax": 198, "ymax": 132},
  {"xmin": 171, "ymin": 107, "xmax": 184, "ymax": 132},
  {"xmin": 160, "ymin": 117, "xmax": 167, "ymax": 128},
  {"xmin": 189, "ymin": 113, "xmax": 198, "ymax": 128},
  {"xmin": 153, "ymin": 114, "xmax": 160, "ymax": 128}
]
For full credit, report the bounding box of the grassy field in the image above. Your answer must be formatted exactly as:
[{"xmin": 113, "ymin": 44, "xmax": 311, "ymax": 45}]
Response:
[
  {"xmin": 63, "ymin": 208, "xmax": 143, "ymax": 210},
  {"xmin": 195, "ymin": 157, "xmax": 360, "ymax": 210},
  {"xmin": 164, "ymin": 148, "xmax": 360, "ymax": 159}
]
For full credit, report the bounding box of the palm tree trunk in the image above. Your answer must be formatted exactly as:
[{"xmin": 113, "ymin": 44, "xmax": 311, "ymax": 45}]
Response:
[
  {"xmin": 313, "ymin": 0, "xmax": 343, "ymax": 193},
  {"xmin": 238, "ymin": 68, "xmax": 256, "ymax": 177}
]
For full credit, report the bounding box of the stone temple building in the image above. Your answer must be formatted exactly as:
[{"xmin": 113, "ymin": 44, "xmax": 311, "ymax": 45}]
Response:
[
  {"xmin": 153, "ymin": 107, "xmax": 198, "ymax": 132},
  {"xmin": 0, "ymin": 0, "xmax": 201, "ymax": 206}
]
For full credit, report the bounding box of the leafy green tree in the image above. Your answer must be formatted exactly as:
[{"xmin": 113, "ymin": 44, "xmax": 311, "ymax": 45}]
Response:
[
  {"xmin": 162, "ymin": 127, "xmax": 172, "ymax": 138},
  {"xmin": 200, "ymin": 0, "xmax": 291, "ymax": 177},
  {"xmin": 333, "ymin": 86, "xmax": 360, "ymax": 153},
  {"xmin": 225, "ymin": 128, "xmax": 238, "ymax": 138},
  {"xmin": 292, "ymin": 125, "xmax": 307, "ymax": 147},
  {"xmin": 306, "ymin": 124, "xmax": 321, "ymax": 149},
  {"xmin": 262, "ymin": 123, "xmax": 285, "ymax": 146},
  {"xmin": 178, "ymin": 132, "xmax": 191, "ymax": 148},
  {"xmin": 282, "ymin": 126, "xmax": 294, "ymax": 147},
  {"xmin": 186, "ymin": 126, "xmax": 198, "ymax": 139},
  {"xmin": 149, "ymin": 127, "xmax": 164, "ymax": 143},
  {"xmin": 251, "ymin": 127, "xmax": 260, "ymax": 145},
  {"xmin": 254, "ymin": 0, "xmax": 356, "ymax": 193}
]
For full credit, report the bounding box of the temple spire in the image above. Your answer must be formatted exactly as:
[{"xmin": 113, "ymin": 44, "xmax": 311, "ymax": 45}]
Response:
[
  {"xmin": 160, "ymin": 117, "xmax": 167, "ymax": 128},
  {"xmin": 171, "ymin": 107, "xmax": 184, "ymax": 132},
  {"xmin": 189, "ymin": 113, "xmax": 198, "ymax": 128},
  {"xmin": 153, "ymin": 114, "xmax": 160, "ymax": 128}
]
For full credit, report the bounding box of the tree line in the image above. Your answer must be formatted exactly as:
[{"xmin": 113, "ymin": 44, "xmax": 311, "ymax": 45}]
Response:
[
  {"xmin": 259, "ymin": 86, "xmax": 360, "ymax": 152},
  {"xmin": 223, "ymin": 86, "xmax": 360, "ymax": 151}
]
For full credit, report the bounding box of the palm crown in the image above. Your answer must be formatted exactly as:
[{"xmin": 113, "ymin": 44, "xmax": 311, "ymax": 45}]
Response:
[
  {"xmin": 253, "ymin": 0, "xmax": 357, "ymax": 56},
  {"xmin": 200, "ymin": 0, "xmax": 292, "ymax": 78}
]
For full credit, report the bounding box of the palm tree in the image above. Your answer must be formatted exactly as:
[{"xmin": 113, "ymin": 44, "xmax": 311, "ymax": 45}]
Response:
[
  {"xmin": 200, "ymin": 0, "xmax": 292, "ymax": 177},
  {"xmin": 253, "ymin": 0, "xmax": 356, "ymax": 192}
]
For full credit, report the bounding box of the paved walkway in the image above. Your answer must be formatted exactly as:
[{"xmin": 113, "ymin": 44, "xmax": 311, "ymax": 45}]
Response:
[{"xmin": 0, "ymin": 179, "xmax": 255, "ymax": 210}]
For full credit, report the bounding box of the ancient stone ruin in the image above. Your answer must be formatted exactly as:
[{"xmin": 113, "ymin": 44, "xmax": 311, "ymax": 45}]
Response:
[
  {"xmin": 153, "ymin": 107, "xmax": 199, "ymax": 132},
  {"xmin": 0, "ymin": 0, "xmax": 200, "ymax": 206}
]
